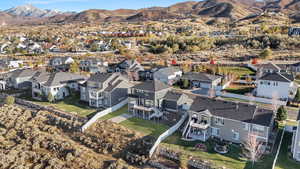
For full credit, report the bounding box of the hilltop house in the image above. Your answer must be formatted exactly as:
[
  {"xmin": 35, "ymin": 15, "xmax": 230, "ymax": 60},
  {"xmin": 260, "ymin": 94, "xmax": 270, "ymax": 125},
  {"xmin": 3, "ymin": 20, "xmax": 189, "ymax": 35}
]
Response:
[
  {"xmin": 183, "ymin": 96, "xmax": 274, "ymax": 144},
  {"xmin": 31, "ymin": 71, "xmax": 87, "ymax": 101},
  {"xmin": 289, "ymin": 62, "xmax": 300, "ymax": 75},
  {"xmin": 49, "ymin": 56, "xmax": 75, "ymax": 71},
  {"xmin": 80, "ymin": 73, "xmax": 132, "ymax": 108},
  {"xmin": 153, "ymin": 67, "xmax": 182, "ymax": 85},
  {"xmin": 256, "ymin": 72, "xmax": 297, "ymax": 100},
  {"xmin": 292, "ymin": 120, "xmax": 300, "ymax": 162},
  {"xmin": 181, "ymin": 72, "xmax": 222, "ymax": 89},
  {"xmin": 0, "ymin": 58, "xmax": 24, "ymax": 70},
  {"xmin": 79, "ymin": 58, "xmax": 108, "ymax": 73},
  {"xmin": 128, "ymin": 80, "xmax": 172, "ymax": 120}
]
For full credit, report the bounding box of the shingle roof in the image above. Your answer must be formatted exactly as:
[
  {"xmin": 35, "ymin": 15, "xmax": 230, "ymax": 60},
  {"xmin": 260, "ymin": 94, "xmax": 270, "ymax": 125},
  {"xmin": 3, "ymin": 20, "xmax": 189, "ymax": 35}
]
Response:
[
  {"xmin": 155, "ymin": 67, "xmax": 181, "ymax": 76},
  {"xmin": 88, "ymin": 73, "xmax": 114, "ymax": 83},
  {"xmin": 42, "ymin": 72, "xmax": 86, "ymax": 86},
  {"xmin": 259, "ymin": 72, "xmax": 294, "ymax": 82},
  {"xmin": 10, "ymin": 69, "xmax": 37, "ymax": 79},
  {"xmin": 189, "ymin": 96, "xmax": 274, "ymax": 126},
  {"xmin": 132, "ymin": 80, "xmax": 170, "ymax": 92},
  {"xmin": 181, "ymin": 72, "xmax": 221, "ymax": 82},
  {"xmin": 164, "ymin": 91, "xmax": 183, "ymax": 101},
  {"xmin": 257, "ymin": 62, "xmax": 281, "ymax": 71}
]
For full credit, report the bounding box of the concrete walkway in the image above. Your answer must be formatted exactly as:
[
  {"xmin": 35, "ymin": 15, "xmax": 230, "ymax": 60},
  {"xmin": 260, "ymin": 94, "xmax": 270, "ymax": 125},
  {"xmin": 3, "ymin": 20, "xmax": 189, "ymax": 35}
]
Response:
[{"xmin": 109, "ymin": 113, "xmax": 133, "ymax": 123}]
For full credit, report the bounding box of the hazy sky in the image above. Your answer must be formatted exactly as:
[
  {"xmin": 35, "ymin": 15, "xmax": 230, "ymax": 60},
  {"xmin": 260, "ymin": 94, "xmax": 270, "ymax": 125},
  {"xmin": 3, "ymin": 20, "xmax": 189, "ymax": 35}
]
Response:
[{"xmin": 0, "ymin": 0, "xmax": 193, "ymax": 12}]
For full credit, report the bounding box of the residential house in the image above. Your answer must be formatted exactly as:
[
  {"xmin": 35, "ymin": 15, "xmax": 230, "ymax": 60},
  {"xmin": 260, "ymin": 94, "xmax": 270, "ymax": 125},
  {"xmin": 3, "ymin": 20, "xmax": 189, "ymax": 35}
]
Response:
[
  {"xmin": 162, "ymin": 91, "xmax": 193, "ymax": 112},
  {"xmin": 181, "ymin": 72, "xmax": 222, "ymax": 89},
  {"xmin": 31, "ymin": 71, "xmax": 87, "ymax": 101},
  {"xmin": 289, "ymin": 62, "xmax": 300, "ymax": 74},
  {"xmin": 79, "ymin": 58, "xmax": 108, "ymax": 73},
  {"xmin": 80, "ymin": 73, "xmax": 132, "ymax": 108},
  {"xmin": 288, "ymin": 27, "xmax": 300, "ymax": 36},
  {"xmin": 8, "ymin": 68, "xmax": 39, "ymax": 89},
  {"xmin": 128, "ymin": 80, "xmax": 171, "ymax": 120},
  {"xmin": 0, "ymin": 58, "xmax": 24, "ymax": 69},
  {"xmin": 183, "ymin": 96, "xmax": 274, "ymax": 144},
  {"xmin": 49, "ymin": 56, "xmax": 75, "ymax": 71},
  {"xmin": 256, "ymin": 72, "xmax": 297, "ymax": 100},
  {"xmin": 256, "ymin": 62, "xmax": 285, "ymax": 78},
  {"xmin": 109, "ymin": 59, "xmax": 144, "ymax": 74},
  {"xmin": 153, "ymin": 67, "xmax": 182, "ymax": 85},
  {"xmin": 292, "ymin": 120, "xmax": 300, "ymax": 162}
]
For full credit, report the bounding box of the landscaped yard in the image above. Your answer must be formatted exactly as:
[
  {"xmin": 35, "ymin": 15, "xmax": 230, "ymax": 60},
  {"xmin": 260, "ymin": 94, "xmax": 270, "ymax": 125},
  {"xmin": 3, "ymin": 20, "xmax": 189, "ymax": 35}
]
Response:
[
  {"xmin": 120, "ymin": 117, "xmax": 169, "ymax": 138},
  {"xmin": 275, "ymin": 132, "xmax": 300, "ymax": 169},
  {"xmin": 99, "ymin": 105, "xmax": 129, "ymax": 121},
  {"xmin": 224, "ymin": 85, "xmax": 254, "ymax": 95},
  {"xmin": 219, "ymin": 66, "xmax": 255, "ymax": 77},
  {"xmin": 20, "ymin": 94, "xmax": 97, "ymax": 117},
  {"xmin": 162, "ymin": 132, "xmax": 275, "ymax": 169}
]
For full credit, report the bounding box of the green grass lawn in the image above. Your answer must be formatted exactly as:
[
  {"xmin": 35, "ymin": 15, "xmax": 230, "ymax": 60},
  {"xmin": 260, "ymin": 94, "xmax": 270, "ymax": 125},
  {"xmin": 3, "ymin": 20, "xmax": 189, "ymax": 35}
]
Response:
[
  {"xmin": 275, "ymin": 132, "xmax": 300, "ymax": 169},
  {"xmin": 100, "ymin": 105, "xmax": 129, "ymax": 121},
  {"xmin": 162, "ymin": 132, "xmax": 275, "ymax": 169},
  {"xmin": 20, "ymin": 94, "xmax": 97, "ymax": 117},
  {"xmin": 120, "ymin": 117, "xmax": 169, "ymax": 138},
  {"xmin": 224, "ymin": 87, "xmax": 254, "ymax": 95},
  {"xmin": 220, "ymin": 66, "xmax": 255, "ymax": 77}
]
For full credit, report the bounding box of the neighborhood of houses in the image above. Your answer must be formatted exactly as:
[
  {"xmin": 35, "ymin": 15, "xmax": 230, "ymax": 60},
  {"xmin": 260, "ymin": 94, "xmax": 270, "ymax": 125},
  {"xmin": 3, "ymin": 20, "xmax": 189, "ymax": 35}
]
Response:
[{"xmin": 1, "ymin": 56, "xmax": 300, "ymax": 165}]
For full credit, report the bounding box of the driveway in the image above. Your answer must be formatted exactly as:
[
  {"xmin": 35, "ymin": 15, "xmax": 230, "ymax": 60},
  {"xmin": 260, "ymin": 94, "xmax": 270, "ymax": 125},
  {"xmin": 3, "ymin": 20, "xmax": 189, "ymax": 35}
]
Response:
[{"xmin": 109, "ymin": 113, "xmax": 133, "ymax": 123}]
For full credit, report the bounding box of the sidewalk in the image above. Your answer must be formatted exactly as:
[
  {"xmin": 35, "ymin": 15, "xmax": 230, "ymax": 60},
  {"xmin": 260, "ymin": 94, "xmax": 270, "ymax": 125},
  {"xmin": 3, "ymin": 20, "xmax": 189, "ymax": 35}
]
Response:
[{"xmin": 109, "ymin": 113, "xmax": 133, "ymax": 123}]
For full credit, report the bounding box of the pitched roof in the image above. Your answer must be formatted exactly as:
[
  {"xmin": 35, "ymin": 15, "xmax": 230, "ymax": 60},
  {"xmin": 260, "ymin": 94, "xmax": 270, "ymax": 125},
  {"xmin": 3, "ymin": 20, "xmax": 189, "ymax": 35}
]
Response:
[
  {"xmin": 189, "ymin": 96, "xmax": 274, "ymax": 126},
  {"xmin": 37, "ymin": 72, "xmax": 86, "ymax": 87},
  {"xmin": 88, "ymin": 73, "xmax": 114, "ymax": 83},
  {"xmin": 132, "ymin": 80, "xmax": 170, "ymax": 92},
  {"xmin": 181, "ymin": 72, "xmax": 221, "ymax": 82},
  {"xmin": 155, "ymin": 67, "xmax": 181, "ymax": 76},
  {"xmin": 259, "ymin": 72, "xmax": 294, "ymax": 82},
  {"xmin": 257, "ymin": 62, "xmax": 281, "ymax": 71},
  {"xmin": 164, "ymin": 91, "xmax": 184, "ymax": 101},
  {"xmin": 10, "ymin": 69, "xmax": 38, "ymax": 79}
]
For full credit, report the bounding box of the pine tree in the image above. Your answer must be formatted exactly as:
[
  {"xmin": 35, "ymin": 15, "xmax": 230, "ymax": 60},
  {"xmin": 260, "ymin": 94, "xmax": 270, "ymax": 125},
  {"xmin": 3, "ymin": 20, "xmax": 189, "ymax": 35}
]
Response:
[
  {"xmin": 277, "ymin": 106, "xmax": 287, "ymax": 121},
  {"xmin": 294, "ymin": 88, "xmax": 300, "ymax": 102}
]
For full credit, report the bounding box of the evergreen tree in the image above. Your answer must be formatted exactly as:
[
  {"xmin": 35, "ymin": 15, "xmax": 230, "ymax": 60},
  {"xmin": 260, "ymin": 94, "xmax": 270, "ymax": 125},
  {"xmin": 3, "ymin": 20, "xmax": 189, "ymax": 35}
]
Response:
[
  {"xmin": 277, "ymin": 106, "xmax": 287, "ymax": 121},
  {"xmin": 294, "ymin": 88, "xmax": 300, "ymax": 102},
  {"xmin": 47, "ymin": 93, "xmax": 55, "ymax": 103}
]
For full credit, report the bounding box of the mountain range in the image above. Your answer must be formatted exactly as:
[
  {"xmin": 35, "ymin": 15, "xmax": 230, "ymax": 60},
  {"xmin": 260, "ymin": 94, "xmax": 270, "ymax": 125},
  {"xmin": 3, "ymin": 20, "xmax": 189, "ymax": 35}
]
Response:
[{"xmin": 1, "ymin": 0, "xmax": 300, "ymax": 25}]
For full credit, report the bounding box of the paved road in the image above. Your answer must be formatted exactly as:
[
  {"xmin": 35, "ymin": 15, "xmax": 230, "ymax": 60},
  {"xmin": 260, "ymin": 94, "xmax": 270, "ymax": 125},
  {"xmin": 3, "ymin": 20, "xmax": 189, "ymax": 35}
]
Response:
[{"xmin": 109, "ymin": 113, "xmax": 133, "ymax": 123}]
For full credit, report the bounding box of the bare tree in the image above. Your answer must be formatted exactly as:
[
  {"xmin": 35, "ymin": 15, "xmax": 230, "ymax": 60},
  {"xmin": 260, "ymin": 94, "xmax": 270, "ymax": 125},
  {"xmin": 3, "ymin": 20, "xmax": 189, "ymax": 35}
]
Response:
[{"xmin": 242, "ymin": 133, "xmax": 264, "ymax": 168}]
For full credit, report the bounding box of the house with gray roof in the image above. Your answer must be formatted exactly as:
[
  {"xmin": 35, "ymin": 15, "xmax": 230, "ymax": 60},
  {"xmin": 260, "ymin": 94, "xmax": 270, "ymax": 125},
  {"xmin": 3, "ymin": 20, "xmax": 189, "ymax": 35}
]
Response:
[
  {"xmin": 79, "ymin": 58, "xmax": 108, "ymax": 73},
  {"xmin": 183, "ymin": 96, "xmax": 275, "ymax": 144},
  {"xmin": 80, "ymin": 73, "xmax": 133, "ymax": 108},
  {"xmin": 153, "ymin": 67, "xmax": 182, "ymax": 85},
  {"xmin": 31, "ymin": 71, "xmax": 87, "ymax": 101},
  {"xmin": 128, "ymin": 80, "xmax": 172, "ymax": 120},
  {"xmin": 256, "ymin": 72, "xmax": 297, "ymax": 100},
  {"xmin": 162, "ymin": 91, "xmax": 193, "ymax": 112},
  {"xmin": 48, "ymin": 56, "xmax": 74, "ymax": 71},
  {"xmin": 7, "ymin": 68, "xmax": 40, "ymax": 89},
  {"xmin": 181, "ymin": 72, "xmax": 222, "ymax": 89}
]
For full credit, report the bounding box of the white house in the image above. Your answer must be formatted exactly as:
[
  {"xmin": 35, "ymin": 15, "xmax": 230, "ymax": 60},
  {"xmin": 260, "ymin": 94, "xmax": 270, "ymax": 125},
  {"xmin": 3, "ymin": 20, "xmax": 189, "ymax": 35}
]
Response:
[
  {"xmin": 292, "ymin": 121, "xmax": 300, "ymax": 162},
  {"xmin": 31, "ymin": 71, "xmax": 87, "ymax": 101},
  {"xmin": 256, "ymin": 72, "xmax": 297, "ymax": 100},
  {"xmin": 153, "ymin": 67, "xmax": 182, "ymax": 85}
]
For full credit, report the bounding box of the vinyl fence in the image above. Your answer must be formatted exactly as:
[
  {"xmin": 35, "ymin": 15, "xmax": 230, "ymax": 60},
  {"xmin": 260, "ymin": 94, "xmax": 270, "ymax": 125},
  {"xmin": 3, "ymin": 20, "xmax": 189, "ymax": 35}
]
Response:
[
  {"xmin": 149, "ymin": 111, "xmax": 188, "ymax": 157},
  {"xmin": 81, "ymin": 99, "xmax": 128, "ymax": 132},
  {"xmin": 216, "ymin": 91, "xmax": 287, "ymax": 106}
]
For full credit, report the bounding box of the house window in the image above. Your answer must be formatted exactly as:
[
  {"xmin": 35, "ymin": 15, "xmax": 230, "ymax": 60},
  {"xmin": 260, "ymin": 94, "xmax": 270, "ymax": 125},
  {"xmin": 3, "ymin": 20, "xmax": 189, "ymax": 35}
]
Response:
[
  {"xmin": 233, "ymin": 131, "xmax": 239, "ymax": 140},
  {"xmin": 214, "ymin": 117, "xmax": 224, "ymax": 126},
  {"xmin": 252, "ymin": 124, "xmax": 265, "ymax": 134},
  {"xmin": 212, "ymin": 127, "xmax": 220, "ymax": 137},
  {"xmin": 243, "ymin": 123, "xmax": 249, "ymax": 131}
]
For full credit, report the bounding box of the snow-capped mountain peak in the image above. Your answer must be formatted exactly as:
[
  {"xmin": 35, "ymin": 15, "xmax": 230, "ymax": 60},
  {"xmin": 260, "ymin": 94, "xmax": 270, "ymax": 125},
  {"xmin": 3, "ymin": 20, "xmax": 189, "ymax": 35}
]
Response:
[{"xmin": 4, "ymin": 4, "xmax": 62, "ymax": 18}]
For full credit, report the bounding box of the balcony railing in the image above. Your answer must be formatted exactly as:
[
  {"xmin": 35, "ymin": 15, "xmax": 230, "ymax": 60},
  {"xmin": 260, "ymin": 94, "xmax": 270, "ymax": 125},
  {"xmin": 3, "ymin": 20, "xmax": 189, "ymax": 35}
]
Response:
[{"xmin": 190, "ymin": 121, "xmax": 210, "ymax": 130}]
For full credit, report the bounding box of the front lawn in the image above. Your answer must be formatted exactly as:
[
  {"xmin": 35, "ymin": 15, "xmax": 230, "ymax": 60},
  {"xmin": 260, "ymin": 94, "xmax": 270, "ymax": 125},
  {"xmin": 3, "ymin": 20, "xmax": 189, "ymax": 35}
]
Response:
[
  {"xmin": 219, "ymin": 66, "xmax": 255, "ymax": 77},
  {"xmin": 275, "ymin": 132, "xmax": 300, "ymax": 169},
  {"xmin": 120, "ymin": 117, "xmax": 169, "ymax": 138},
  {"xmin": 224, "ymin": 86, "xmax": 254, "ymax": 95},
  {"xmin": 99, "ymin": 105, "xmax": 129, "ymax": 121},
  {"xmin": 20, "ymin": 94, "xmax": 97, "ymax": 117},
  {"xmin": 162, "ymin": 132, "xmax": 275, "ymax": 169}
]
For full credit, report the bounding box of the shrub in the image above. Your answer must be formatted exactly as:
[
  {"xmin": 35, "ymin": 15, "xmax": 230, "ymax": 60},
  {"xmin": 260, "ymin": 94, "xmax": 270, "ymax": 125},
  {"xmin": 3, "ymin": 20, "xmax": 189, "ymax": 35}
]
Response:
[
  {"xmin": 5, "ymin": 96, "xmax": 15, "ymax": 105},
  {"xmin": 277, "ymin": 106, "xmax": 287, "ymax": 121}
]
